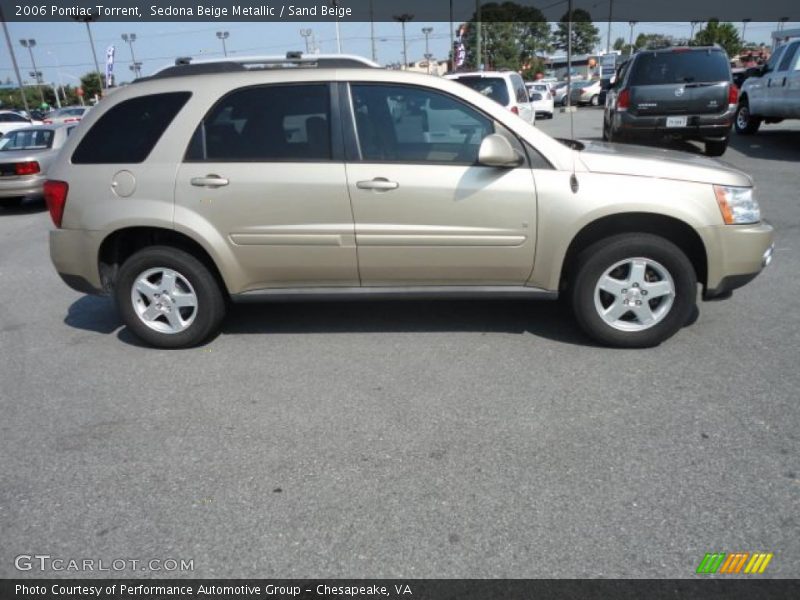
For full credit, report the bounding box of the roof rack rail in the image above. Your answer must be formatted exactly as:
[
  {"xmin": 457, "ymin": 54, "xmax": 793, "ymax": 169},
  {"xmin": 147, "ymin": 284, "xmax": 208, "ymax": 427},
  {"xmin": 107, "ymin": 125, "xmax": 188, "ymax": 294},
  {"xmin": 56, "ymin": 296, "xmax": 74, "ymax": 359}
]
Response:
[{"xmin": 140, "ymin": 52, "xmax": 380, "ymax": 81}]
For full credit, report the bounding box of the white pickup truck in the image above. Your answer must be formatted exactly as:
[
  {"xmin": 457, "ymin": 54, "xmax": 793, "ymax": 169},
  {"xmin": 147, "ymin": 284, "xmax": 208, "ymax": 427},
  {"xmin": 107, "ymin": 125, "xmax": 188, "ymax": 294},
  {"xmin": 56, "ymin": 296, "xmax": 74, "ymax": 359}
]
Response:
[{"xmin": 735, "ymin": 40, "xmax": 800, "ymax": 134}]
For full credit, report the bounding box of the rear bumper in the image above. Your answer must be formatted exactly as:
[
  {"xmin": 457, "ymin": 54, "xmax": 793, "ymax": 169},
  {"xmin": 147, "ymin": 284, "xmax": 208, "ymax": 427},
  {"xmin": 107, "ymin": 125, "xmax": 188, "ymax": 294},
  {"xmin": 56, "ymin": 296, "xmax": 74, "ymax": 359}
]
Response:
[
  {"xmin": 615, "ymin": 108, "xmax": 735, "ymax": 140},
  {"xmin": 0, "ymin": 175, "xmax": 44, "ymax": 198},
  {"xmin": 701, "ymin": 222, "xmax": 774, "ymax": 299},
  {"xmin": 49, "ymin": 228, "xmax": 105, "ymax": 295}
]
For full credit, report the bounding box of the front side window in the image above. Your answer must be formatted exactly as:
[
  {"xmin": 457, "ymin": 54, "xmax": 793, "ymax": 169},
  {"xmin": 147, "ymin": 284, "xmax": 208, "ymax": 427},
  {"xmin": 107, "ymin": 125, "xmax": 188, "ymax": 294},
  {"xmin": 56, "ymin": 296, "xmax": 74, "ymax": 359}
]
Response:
[
  {"xmin": 778, "ymin": 41, "xmax": 800, "ymax": 71},
  {"xmin": 186, "ymin": 84, "xmax": 331, "ymax": 162},
  {"xmin": 350, "ymin": 84, "xmax": 494, "ymax": 165},
  {"xmin": 72, "ymin": 92, "xmax": 190, "ymax": 164}
]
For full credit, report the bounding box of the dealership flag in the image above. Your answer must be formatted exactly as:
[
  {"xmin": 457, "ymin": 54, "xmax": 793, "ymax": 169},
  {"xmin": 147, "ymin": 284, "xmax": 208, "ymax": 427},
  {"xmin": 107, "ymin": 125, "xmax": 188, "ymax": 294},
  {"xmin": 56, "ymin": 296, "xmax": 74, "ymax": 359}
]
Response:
[{"xmin": 106, "ymin": 45, "xmax": 115, "ymax": 87}]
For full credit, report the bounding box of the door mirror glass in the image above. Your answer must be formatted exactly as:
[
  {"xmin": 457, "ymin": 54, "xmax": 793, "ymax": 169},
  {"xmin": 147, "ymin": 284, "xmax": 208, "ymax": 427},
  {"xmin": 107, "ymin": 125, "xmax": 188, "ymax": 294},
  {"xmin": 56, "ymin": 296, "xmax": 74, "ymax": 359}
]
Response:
[{"xmin": 478, "ymin": 133, "xmax": 523, "ymax": 168}]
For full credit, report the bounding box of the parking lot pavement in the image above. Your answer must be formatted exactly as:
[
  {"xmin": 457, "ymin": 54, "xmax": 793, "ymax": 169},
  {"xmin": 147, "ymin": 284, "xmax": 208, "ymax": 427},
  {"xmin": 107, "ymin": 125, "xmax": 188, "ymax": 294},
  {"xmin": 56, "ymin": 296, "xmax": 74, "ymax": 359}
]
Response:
[{"xmin": 1, "ymin": 109, "xmax": 798, "ymax": 579}]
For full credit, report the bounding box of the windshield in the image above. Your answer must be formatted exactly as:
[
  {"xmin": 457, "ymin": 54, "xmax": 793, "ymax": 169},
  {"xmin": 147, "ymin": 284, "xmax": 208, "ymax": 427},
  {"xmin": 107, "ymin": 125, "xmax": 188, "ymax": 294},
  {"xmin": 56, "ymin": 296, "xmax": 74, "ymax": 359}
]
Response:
[
  {"xmin": 453, "ymin": 77, "xmax": 510, "ymax": 106},
  {"xmin": 0, "ymin": 129, "xmax": 54, "ymax": 151},
  {"xmin": 629, "ymin": 50, "xmax": 730, "ymax": 85}
]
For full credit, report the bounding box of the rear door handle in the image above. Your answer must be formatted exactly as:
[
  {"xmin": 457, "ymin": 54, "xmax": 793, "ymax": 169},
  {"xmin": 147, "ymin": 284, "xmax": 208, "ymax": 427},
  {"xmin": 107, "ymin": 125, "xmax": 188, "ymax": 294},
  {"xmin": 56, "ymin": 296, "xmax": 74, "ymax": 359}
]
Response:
[
  {"xmin": 356, "ymin": 177, "xmax": 399, "ymax": 191},
  {"xmin": 190, "ymin": 175, "xmax": 229, "ymax": 188}
]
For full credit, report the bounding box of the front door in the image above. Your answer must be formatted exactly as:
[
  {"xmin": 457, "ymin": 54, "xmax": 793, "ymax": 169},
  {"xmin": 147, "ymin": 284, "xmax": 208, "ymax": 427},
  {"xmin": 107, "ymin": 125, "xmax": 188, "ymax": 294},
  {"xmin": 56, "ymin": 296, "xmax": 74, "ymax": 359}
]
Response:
[
  {"xmin": 343, "ymin": 83, "xmax": 537, "ymax": 286},
  {"xmin": 174, "ymin": 83, "xmax": 358, "ymax": 292}
]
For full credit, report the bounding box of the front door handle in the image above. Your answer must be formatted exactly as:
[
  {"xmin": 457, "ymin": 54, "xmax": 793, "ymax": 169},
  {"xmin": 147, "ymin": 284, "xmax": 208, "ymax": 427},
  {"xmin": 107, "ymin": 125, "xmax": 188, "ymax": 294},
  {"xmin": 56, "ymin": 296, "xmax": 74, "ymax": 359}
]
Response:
[
  {"xmin": 356, "ymin": 177, "xmax": 399, "ymax": 191},
  {"xmin": 190, "ymin": 175, "xmax": 229, "ymax": 188}
]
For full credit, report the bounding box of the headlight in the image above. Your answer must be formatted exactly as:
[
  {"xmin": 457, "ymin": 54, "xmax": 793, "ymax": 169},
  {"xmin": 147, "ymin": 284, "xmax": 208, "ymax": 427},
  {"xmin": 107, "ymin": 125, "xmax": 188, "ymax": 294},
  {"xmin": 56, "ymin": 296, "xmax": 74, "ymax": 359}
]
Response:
[{"xmin": 713, "ymin": 185, "xmax": 760, "ymax": 224}]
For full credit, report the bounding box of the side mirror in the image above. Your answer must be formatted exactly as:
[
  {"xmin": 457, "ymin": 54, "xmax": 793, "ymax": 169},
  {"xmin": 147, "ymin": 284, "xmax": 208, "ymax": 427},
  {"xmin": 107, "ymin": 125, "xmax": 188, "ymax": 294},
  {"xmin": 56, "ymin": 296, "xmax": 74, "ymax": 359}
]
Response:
[{"xmin": 478, "ymin": 134, "xmax": 523, "ymax": 168}]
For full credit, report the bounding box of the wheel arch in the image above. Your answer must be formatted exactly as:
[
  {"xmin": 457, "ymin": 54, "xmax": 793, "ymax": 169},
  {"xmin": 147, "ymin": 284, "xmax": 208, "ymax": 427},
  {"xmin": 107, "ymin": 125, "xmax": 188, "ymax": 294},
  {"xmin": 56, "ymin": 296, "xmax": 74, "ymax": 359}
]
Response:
[
  {"xmin": 97, "ymin": 226, "xmax": 230, "ymax": 296},
  {"xmin": 559, "ymin": 213, "xmax": 708, "ymax": 292}
]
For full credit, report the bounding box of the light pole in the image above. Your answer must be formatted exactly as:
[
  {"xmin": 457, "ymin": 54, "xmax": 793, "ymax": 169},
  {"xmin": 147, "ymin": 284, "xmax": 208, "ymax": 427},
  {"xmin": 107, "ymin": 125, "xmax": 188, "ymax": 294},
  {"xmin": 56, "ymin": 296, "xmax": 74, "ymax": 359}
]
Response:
[
  {"xmin": 628, "ymin": 21, "xmax": 637, "ymax": 53},
  {"xmin": 606, "ymin": 0, "xmax": 613, "ymax": 53},
  {"xmin": 46, "ymin": 50, "xmax": 66, "ymax": 107},
  {"xmin": 300, "ymin": 29, "xmax": 313, "ymax": 53},
  {"xmin": 370, "ymin": 0, "xmax": 377, "ymax": 63},
  {"xmin": 121, "ymin": 33, "xmax": 141, "ymax": 78},
  {"xmin": 393, "ymin": 14, "xmax": 414, "ymax": 69},
  {"xmin": 0, "ymin": 5, "xmax": 29, "ymax": 112},
  {"xmin": 20, "ymin": 39, "xmax": 45, "ymax": 104},
  {"xmin": 216, "ymin": 31, "xmax": 229, "ymax": 57},
  {"xmin": 689, "ymin": 21, "xmax": 702, "ymax": 43},
  {"xmin": 422, "ymin": 27, "xmax": 433, "ymax": 74},
  {"xmin": 740, "ymin": 18, "xmax": 751, "ymax": 44},
  {"xmin": 73, "ymin": 16, "xmax": 104, "ymax": 97}
]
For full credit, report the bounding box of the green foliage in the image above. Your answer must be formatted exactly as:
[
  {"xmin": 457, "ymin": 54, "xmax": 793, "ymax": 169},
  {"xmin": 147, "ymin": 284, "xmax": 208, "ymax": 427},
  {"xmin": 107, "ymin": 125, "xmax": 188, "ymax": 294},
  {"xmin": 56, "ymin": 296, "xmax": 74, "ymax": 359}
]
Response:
[
  {"xmin": 613, "ymin": 37, "xmax": 626, "ymax": 51},
  {"xmin": 635, "ymin": 33, "xmax": 674, "ymax": 50},
  {"xmin": 80, "ymin": 72, "xmax": 102, "ymax": 99},
  {"xmin": 464, "ymin": 1, "xmax": 550, "ymax": 71},
  {"xmin": 553, "ymin": 8, "xmax": 600, "ymax": 55},
  {"xmin": 693, "ymin": 19, "xmax": 742, "ymax": 57}
]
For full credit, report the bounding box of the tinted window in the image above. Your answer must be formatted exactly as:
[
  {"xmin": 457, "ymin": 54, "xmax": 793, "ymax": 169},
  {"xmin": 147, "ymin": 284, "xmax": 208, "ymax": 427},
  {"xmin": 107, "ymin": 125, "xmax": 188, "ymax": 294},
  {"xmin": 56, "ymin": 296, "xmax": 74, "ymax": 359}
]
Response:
[
  {"xmin": 350, "ymin": 84, "xmax": 493, "ymax": 164},
  {"xmin": 72, "ymin": 92, "xmax": 190, "ymax": 164},
  {"xmin": 453, "ymin": 76, "xmax": 510, "ymax": 105},
  {"xmin": 629, "ymin": 51, "xmax": 730, "ymax": 85},
  {"xmin": 186, "ymin": 84, "xmax": 331, "ymax": 162},
  {"xmin": 766, "ymin": 46, "xmax": 786, "ymax": 71},
  {"xmin": 511, "ymin": 74, "xmax": 528, "ymax": 103},
  {"xmin": 0, "ymin": 113, "xmax": 28, "ymax": 122},
  {"xmin": 0, "ymin": 129, "xmax": 54, "ymax": 150},
  {"xmin": 54, "ymin": 108, "xmax": 86, "ymax": 118},
  {"xmin": 530, "ymin": 92, "xmax": 543, "ymax": 101},
  {"xmin": 778, "ymin": 41, "xmax": 800, "ymax": 71}
]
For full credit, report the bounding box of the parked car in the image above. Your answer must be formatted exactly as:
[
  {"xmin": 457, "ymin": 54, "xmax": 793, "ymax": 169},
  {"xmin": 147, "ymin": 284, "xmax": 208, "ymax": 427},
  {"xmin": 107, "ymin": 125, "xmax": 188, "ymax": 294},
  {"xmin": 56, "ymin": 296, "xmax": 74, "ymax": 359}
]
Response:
[
  {"xmin": 0, "ymin": 110, "xmax": 40, "ymax": 136},
  {"xmin": 734, "ymin": 40, "xmax": 800, "ymax": 135},
  {"xmin": 553, "ymin": 81, "xmax": 570, "ymax": 106},
  {"xmin": 526, "ymin": 82, "xmax": 554, "ymax": 118},
  {"xmin": 603, "ymin": 46, "xmax": 737, "ymax": 156},
  {"xmin": 570, "ymin": 79, "xmax": 603, "ymax": 106},
  {"xmin": 0, "ymin": 124, "xmax": 75, "ymax": 208},
  {"xmin": 45, "ymin": 53, "xmax": 773, "ymax": 349},
  {"xmin": 447, "ymin": 71, "xmax": 535, "ymax": 124},
  {"xmin": 43, "ymin": 106, "xmax": 88, "ymax": 125}
]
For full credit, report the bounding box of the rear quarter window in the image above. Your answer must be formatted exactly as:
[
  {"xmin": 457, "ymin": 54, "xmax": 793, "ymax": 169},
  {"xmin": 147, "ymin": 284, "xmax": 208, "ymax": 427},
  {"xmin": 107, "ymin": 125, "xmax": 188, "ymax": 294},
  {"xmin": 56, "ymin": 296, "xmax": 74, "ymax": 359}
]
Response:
[
  {"xmin": 72, "ymin": 92, "xmax": 191, "ymax": 164},
  {"xmin": 629, "ymin": 51, "xmax": 730, "ymax": 85}
]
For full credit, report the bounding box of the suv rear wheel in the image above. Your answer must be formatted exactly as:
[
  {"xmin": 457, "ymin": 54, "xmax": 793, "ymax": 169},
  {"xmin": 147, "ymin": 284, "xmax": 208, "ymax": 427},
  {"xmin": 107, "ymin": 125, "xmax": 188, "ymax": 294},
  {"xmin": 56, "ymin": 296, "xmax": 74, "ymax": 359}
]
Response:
[
  {"xmin": 115, "ymin": 246, "xmax": 226, "ymax": 348},
  {"xmin": 571, "ymin": 234, "xmax": 697, "ymax": 348},
  {"xmin": 735, "ymin": 99, "xmax": 761, "ymax": 135}
]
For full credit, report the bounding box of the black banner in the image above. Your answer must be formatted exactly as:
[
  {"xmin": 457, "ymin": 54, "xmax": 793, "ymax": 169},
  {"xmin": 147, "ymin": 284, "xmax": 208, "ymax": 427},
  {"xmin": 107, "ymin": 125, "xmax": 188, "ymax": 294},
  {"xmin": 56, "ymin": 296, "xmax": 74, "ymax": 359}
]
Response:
[
  {"xmin": 0, "ymin": 0, "xmax": 798, "ymax": 23},
  {"xmin": 2, "ymin": 580, "xmax": 800, "ymax": 600}
]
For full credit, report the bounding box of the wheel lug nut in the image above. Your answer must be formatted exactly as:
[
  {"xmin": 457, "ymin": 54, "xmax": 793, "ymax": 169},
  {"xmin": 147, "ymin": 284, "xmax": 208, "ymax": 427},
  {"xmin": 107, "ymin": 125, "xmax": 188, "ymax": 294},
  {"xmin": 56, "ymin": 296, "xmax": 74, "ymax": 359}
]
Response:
[
  {"xmin": 621, "ymin": 288, "xmax": 627, "ymax": 294},
  {"xmin": 636, "ymin": 300, "xmax": 642, "ymax": 305},
  {"xmin": 632, "ymin": 282, "xmax": 640, "ymax": 288},
  {"xmin": 641, "ymin": 290, "xmax": 648, "ymax": 296}
]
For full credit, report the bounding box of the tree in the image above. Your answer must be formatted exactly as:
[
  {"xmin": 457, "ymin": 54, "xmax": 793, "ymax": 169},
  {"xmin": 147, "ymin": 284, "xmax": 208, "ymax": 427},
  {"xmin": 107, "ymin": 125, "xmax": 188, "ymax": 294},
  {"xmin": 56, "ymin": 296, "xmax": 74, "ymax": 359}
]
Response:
[
  {"xmin": 612, "ymin": 37, "xmax": 625, "ymax": 51},
  {"xmin": 693, "ymin": 19, "xmax": 742, "ymax": 57},
  {"xmin": 552, "ymin": 8, "xmax": 600, "ymax": 55},
  {"xmin": 463, "ymin": 2, "xmax": 550, "ymax": 71},
  {"xmin": 635, "ymin": 33, "xmax": 674, "ymax": 50},
  {"xmin": 80, "ymin": 72, "xmax": 102, "ymax": 99}
]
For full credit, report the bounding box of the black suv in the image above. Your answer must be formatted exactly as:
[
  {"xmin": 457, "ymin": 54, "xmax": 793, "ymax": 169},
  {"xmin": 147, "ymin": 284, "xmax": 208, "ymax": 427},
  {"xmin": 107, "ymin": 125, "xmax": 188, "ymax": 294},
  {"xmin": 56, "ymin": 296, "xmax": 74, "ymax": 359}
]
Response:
[{"xmin": 603, "ymin": 46, "xmax": 737, "ymax": 156}]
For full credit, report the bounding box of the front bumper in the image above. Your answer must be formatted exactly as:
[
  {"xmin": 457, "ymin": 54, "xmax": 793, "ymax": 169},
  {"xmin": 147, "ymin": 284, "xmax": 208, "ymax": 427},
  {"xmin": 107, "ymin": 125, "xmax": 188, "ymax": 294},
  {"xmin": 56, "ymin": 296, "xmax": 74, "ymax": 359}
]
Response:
[
  {"xmin": 50, "ymin": 228, "xmax": 105, "ymax": 295},
  {"xmin": 701, "ymin": 222, "xmax": 774, "ymax": 299},
  {"xmin": 615, "ymin": 108, "xmax": 735, "ymax": 141}
]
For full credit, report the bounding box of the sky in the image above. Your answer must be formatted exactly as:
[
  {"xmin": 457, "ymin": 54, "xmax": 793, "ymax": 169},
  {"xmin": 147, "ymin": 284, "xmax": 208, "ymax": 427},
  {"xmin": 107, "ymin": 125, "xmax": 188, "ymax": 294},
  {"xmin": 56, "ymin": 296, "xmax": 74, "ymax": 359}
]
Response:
[{"xmin": 1, "ymin": 20, "xmax": 797, "ymax": 88}]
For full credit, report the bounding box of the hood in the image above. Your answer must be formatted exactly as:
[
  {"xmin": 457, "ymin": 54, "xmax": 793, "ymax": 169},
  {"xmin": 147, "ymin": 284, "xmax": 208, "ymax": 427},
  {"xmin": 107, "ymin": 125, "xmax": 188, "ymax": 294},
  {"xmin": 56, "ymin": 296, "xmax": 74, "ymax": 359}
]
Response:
[{"xmin": 576, "ymin": 140, "xmax": 753, "ymax": 188}]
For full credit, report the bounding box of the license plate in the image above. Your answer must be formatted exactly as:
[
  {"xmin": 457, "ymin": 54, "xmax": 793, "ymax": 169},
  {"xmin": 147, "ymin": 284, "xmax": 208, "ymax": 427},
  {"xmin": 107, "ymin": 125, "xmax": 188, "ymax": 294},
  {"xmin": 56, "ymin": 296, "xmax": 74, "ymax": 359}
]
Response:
[{"xmin": 666, "ymin": 116, "xmax": 688, "ymax": 128}]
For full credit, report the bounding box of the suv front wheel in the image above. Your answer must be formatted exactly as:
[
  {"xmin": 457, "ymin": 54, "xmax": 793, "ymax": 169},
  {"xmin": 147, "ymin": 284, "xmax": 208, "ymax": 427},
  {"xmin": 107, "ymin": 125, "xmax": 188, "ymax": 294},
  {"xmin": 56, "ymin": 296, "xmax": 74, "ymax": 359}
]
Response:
[
  {"xmin": 115, "ymin": 246, "xmax": 226, "ymax": 348},
  {"xmin": 735, "ymin": 99, "xmax": 761, "ymax": 135},
  {"xmin": 570, "ymin": 234, "xmax": 697, "ymax": 348}
]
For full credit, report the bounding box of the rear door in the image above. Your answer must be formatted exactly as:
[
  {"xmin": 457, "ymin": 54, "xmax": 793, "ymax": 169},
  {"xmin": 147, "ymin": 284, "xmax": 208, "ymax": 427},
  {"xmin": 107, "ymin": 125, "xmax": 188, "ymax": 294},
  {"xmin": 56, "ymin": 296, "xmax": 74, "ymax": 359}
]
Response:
[
  {"xmin": 626, "ymin": 49, "xmax": 731, "ymax": 121},
  {"xmin": 748, "ymin": 45, "xmax": 785, "ymax": 116},
  {"xmin": 174, "ymin": 83, "xmax": 359, "ymax": 291}
]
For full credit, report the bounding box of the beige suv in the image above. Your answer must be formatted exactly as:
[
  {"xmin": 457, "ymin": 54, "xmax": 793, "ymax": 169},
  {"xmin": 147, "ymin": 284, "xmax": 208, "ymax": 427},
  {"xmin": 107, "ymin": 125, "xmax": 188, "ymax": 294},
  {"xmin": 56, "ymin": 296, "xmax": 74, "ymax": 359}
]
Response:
[{"xmin": 45, "ymin": 54, "xmax": 774, "ymax": 349}]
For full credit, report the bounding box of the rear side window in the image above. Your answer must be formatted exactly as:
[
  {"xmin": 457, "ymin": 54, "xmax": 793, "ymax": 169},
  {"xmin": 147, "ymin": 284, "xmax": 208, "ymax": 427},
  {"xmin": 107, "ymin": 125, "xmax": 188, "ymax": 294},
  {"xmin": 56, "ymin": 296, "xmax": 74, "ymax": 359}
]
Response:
[
  {"xmin": 185, "ymin": 84, "xmax": 331, "ymax": 162},
  {"xmin": 629, "ymin": 51, "xmax": 730, "ymax": 85},
  {"xmin": 511, "ymin": 75, "xmax": 528, "ymax": 103},
  {"xmin": 453, "ymin": 77, "xmax": 510, "ymax": 106},
  {"xmin": 72, "ymin": 92, "xmax": 190, "ymax": 164},
  {"xmin": 0, "ymin": 129, "xmax": 54, "ymax": 150}
]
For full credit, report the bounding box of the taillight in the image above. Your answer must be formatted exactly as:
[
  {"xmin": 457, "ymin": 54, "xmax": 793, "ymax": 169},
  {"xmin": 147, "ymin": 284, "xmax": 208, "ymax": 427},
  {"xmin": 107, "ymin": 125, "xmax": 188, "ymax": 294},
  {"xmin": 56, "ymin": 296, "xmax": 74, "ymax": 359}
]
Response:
[
  {"xmin": 43, "ymin": 119, "xmax": 52, "ymax": 124},
  {"xmin": 14, "ymin": 161, "xmax": 40, "ymax": 176},
  {"xmin": 617, "ymin": 88, "xmax": 630, "ymax": 111},
  {"xmin": 63, "ymin": 118, "xmax": 80, "ymax": 123},
  {"xmin": 510, "ymin": 106, "xmax": 519, "ymax": 115},
  {"xmin": 728, "ymin": 84, "xmax": 739, "ymax": 106},
  {"xmin": 43, "ymin": 180, "xmax": 68, "ymax": 228}
]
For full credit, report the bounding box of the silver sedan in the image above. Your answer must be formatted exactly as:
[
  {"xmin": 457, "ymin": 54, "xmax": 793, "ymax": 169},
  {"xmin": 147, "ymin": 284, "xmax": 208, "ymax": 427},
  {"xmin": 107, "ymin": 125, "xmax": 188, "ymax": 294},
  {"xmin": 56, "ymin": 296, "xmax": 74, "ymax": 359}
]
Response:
[{"xmin": 0, "ymin": 124, "xmax": 76, "ymax": 208}]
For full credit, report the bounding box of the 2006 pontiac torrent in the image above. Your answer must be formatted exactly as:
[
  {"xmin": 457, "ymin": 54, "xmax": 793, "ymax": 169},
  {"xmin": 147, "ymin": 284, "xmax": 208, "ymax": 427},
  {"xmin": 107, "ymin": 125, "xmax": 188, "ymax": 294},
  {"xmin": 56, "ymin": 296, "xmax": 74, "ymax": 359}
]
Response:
[{"xmin": 46, "ymin": 54, "xmax": 774, "ymax": 349}]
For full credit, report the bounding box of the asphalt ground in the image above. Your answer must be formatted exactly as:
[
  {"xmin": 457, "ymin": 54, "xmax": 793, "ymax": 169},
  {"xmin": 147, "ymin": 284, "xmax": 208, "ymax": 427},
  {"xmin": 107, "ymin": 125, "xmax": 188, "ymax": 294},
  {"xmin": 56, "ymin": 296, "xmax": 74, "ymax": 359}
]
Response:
[{"xmin": 1, "ymin": 107, "xmax": 798, "ymax": 579}]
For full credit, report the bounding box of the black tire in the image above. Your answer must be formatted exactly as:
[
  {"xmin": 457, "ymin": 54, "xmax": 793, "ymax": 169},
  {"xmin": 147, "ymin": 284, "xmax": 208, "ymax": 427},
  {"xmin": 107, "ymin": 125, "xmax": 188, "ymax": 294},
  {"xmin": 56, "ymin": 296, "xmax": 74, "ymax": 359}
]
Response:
[
  {"xmin": 115, "ymin": 246, "xmax": 226, "ymax": 348},
  {"xmin": 602, "ymin": 118, "xmax": 609, "ymax": 141},
  {"xmin": 570, "ymin": 233, "xmax": 697, "ymax": 348},
  {"xmin": 705, "ymin": 138, "xmax": 729, "ymax": 157},
  {"xmin": 0, "ymin": 197, "xmax": 24, "ymax": 209},
  {"xmin": 561, "ymin": 96, "xmax": 569, "ymax": 107},
  {"xmin": 590, "ymin": 95, "xmax": 600, "ymax": 106},
  {"xmin": 734, "ymin": 99, "xmax": 761, "ymax": 135}
]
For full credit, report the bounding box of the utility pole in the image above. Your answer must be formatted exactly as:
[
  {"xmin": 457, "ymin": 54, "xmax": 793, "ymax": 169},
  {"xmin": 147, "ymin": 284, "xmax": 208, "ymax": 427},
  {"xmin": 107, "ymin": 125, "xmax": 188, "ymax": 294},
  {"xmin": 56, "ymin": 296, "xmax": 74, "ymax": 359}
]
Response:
[
  {"xmin": 628, "ymin": 21, "xmax": 637, "ymax": 53},
  {"xmin": 0, "ymin": 6, "xmax": 29, "ymax": 112},
  {"xmin": 20, "ymin": 39, "xmax": 45, "ymax": 104},
  {"xmin": 74, "ymin": 16, "xmax": 104, "ymax": 96},
  {"xmin": 476, "ymin": 0, "xmax": 482, "ymax": 70},
  {"xmin": 393, "ymin": 14, "xmax": 413, "ymax": 69},
  {"xmin": 689, "ymin": 21, "xmax": 701, "ymax": 43},
  {"xmin": 741, "ymin": 18, "xmax": 751, "ymax": 44},
  {"xmin": 606, "ymin": 0, "xmax": 613, "ymax": 53},
  {"xmin": 370, "ymin": 0, "xmax": 377, "ymax": 63},
  {"xmin": 121, "ymin": 33, "xmax": 141, "ymax": 78},
  {"xmin": 300, "ymin": 29, "xmax": 313, "ymax": 53},
  {"xmin": 216, "ymin": 31, "xmax": 229, "ymax": 57},
  {"xmin": 331, "ymin": 1, "xmax": 342, "ymax": 53},
  {"xmin": 422, "ymin": 27, "xmax": 434, "ymax": 74}
]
